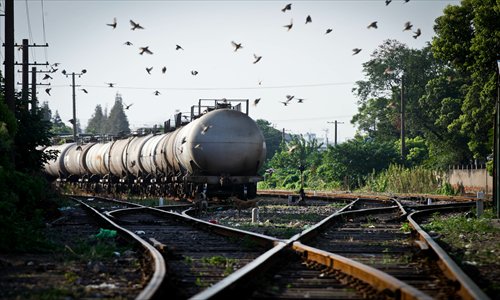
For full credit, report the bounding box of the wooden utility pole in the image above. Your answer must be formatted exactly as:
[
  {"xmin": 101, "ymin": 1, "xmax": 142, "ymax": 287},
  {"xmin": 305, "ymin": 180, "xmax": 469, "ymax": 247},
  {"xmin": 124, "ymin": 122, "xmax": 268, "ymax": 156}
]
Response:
[
  {"xmin": 401, "ymin": 75, "xmax": 406, "ymax": 162},
  {"xmin": 4, "ymin": 0, "xmax": 15, "ymax": 113},
  {"xmin": 327, "ymin": 120, "xmax": 344, "ymax": 146},
  {"xmin": 62, "ymin": 69, "xmax": 87, "ymax": 143}
]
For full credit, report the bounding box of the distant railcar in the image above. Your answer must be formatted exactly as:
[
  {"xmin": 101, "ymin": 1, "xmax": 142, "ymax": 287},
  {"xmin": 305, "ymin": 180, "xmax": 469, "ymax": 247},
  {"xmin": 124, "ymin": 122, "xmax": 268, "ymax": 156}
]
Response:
[{"xmin": 43, "ymin": 99, "xmax": 266, "ymax": 199}]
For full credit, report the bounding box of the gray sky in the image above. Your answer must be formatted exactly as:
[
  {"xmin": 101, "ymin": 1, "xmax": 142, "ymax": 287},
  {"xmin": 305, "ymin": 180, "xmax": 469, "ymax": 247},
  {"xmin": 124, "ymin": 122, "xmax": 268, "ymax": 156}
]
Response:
[{"xmin": 3, "ymin": 0, "xmax": 457, "ymax": 143}]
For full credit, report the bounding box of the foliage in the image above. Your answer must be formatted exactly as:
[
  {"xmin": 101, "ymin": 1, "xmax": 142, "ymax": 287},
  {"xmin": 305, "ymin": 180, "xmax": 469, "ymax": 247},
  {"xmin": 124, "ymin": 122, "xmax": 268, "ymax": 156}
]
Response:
[
  {"xmin": 363, "ymin": 164, "xmax": 454, "ymax": 194},
  {"xmin": 85, "ymin": 104, "xmax": 107, "ymax": 135},
  {"xmin": 0, "ymin": 74, "xmax": 59, "ymax": 252},
  {"xmin": 50, "ymin": 110, "xmax": 73, "ymax": 136},
  {"xmin": 262, "ymin": 136, "xmax": 323, "ymax": 190},
  {"xmin": 432, "ymin": 0, "xmax": 500, "ymax": 159},
  {"xmin": 255, "ymin": 119, "xmax": 282, "ymax": 163},
  {"xmin": 318, "ymin": 137, "xmax": 399, "ymax": 190},
  {"xmin": 104, "ymin": 94, "xmax": 130, "ymax": 136}
]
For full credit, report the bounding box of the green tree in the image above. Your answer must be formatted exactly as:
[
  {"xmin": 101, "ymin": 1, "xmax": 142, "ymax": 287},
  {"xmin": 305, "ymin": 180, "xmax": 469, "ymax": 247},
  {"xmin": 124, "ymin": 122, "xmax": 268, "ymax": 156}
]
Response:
[
  {"xmin": 318, "ymin": 137, "xmax": 399, "ymax": 190},
  {"xmin": 264, "ymin": 136, "xmax": 323, "ymax": 190},
  {"xmin": 105, "ymin": 93, "xmax": 130, "ymax": 136},
  {"xmin": 432, "ymin": 0, "xmax": 500, "ymax": 159},
  {"xmin": 85, "ymin": 104, "xmax": 107, "ymax": 135},
  {"xmin": 50, "ymin": 110, "xmax": 73, "ymax": 136},
  {"xmin": 255, "ymin": 119, "xmax": 282, "ymax": 163}
]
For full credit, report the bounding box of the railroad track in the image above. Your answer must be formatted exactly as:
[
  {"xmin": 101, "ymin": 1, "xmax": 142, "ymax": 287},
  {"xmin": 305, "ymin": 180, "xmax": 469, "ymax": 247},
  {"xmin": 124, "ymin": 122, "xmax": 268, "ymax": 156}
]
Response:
[{"xmin": 69, "ymin": 195, "xmax": 488, "ymax": 299}]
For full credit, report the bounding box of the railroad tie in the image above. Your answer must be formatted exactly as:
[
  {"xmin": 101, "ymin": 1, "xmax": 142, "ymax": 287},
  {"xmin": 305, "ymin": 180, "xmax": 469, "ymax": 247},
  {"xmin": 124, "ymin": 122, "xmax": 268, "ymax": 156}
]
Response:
[{"xmin": 149, "ymin": 237, "xmax": 166, "ymax": 253}]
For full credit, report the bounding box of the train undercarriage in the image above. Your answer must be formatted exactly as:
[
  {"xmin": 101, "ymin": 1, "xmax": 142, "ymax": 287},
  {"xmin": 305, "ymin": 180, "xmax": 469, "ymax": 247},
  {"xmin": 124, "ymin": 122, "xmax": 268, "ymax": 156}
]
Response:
[{"xmin": 55, "ymin": 173, "xmax": 260, "ymax": 200}]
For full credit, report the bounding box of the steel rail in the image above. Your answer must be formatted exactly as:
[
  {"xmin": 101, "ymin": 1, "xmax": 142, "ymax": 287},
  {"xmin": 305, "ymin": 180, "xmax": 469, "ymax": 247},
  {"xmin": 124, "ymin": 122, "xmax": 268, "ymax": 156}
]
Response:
[
  {"xmin": 408, "ymin": 207, "xmax": 490, "ymax": 300},
  {"xmin": 71, "ymin": 197, "xmax": 166, "ymax": 300},
  {"xmin": 108, "ymin": 206, "xmax": 281, "ymax": 248},
  {"xmin": 257, "ymin": 189, "xmax": 480, "ymax": 202},
  {"xmin": 292, "ymin": 241, "xmax": 432, "ymax": 300}
]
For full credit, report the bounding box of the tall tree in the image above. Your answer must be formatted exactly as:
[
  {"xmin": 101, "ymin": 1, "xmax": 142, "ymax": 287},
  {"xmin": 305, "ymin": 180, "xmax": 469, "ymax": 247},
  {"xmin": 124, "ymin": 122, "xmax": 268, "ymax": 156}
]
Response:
[
  {"xmin": 255, "ymin": 119, "xmax": 282, "ymax": 163},
  {"xmin": 85, "ymin": 104, "xmax": 107, "ymax": 135},
  {"xmin": 432, "ymin": 0, "xmax": 500, "ymax": 159},
  {"xmin": 105, "ymin": 93, "xmax": 130, "ymax": 136},
  {"xmin": 50, "ymin": 110, "xmax": 72, "ymax": 136}
]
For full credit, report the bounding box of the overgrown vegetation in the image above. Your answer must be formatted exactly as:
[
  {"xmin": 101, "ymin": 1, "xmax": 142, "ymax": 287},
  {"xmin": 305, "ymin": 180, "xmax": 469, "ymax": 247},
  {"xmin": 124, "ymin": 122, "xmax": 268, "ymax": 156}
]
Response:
[
  {"xmin": 0, "ymin": 76, "xmax": 60, "ymax": 252},
  {"xmin": 257, "ymin": 1, "xmax": 498, "ymax": 195}
]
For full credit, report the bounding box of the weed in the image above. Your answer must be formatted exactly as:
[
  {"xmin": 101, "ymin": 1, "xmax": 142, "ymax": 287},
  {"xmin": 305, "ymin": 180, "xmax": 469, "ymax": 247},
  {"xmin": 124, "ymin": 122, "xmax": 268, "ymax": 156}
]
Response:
[{"xmin": 400, "ymin": 222, "xmax": 412, "ymax": 233}]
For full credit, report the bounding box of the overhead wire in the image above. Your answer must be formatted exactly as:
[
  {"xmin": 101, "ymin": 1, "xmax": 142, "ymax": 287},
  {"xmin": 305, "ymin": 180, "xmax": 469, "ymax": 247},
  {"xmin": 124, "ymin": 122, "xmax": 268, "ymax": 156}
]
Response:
[
  {"xmin": 40, "ymin": 0, "xmax": 49, "ymax": 63},
  {"xmin": 24, "ymin": 0, "xmax": 36, "ymax": 61}
]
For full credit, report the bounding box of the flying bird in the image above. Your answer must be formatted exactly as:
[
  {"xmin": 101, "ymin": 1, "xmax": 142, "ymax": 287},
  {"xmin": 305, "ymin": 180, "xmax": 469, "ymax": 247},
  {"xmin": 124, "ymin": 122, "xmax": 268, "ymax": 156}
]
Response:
[
  {"xmin": 124, "ymin": 103, "xmax": 133, "ymax": 110},
  {"xmin": 80, "ymin": 88, "xmax": 88, "ymax": 94},
  {"xmin": 280, "ymin": 101, "xmax": 289, "ymax": 106},
  {"xmin": 175, "ymin": 44, "xmax": 184, "ymax": 50},
  {"xmin": 258, "ymin": 80, "xmax": 262, "ymax": 85},
  {"xmin": 253, "ymin": 54, "xmax": 262, "ymax": 64},
  {"xmin": 139, "ymin": 46, "xmax": 153, "ymax": 55},
  {"xmin": 384, "ymin": 66, "xmax": 394, "ymax": 74},
  {"xmin": 288, "ymin": 144, "xmax": 299, "ymax": 153},
  {"xmin": 305, "ymin": 15, "xmax": 312, "ymax": 24},
  {"xmin": 352, "ymin": 48, "xmax": 362, "ymax": 55},
  {"xmin": 403, "ymin": 21, "xmax": 413, "ymax": 31},
  {"xmin": 253, "ymin": 98, "xmax": 261, "ymax": 106},
  {"xmin": 107, "ymin": 17, "xmax": 117, "ymax": 29},
  {"xmin": 51, "ymin": 63, "xmax": 60, "ymax": 68},
  {"xmin": 130, "ymin": 19, "xmax": 144, "ymax": 30},
  {"xmin": 42, "ymin": 74, "xmax": 52, "ymax": 80},
  {"xmin": 154, "ymin": 90, "xmax": 161, "ymax": 96},
  {"xmin": 50, "ymin": 68, "xmax": 58, "ymax": 73},
  {"xmin": 231, "ymin": 41, "xmax": 243, "ymax": 52},
  {"xmin": 191, "ymin": 70, "xmax": 198, "ymax": 76},
  {"xmin": 45, "ymin": 88, "xmax": 51, "ymax": 96},
  {"xmin": 404, "ymin": 0, "xmax": 410, "ymax": 3},
  {"xmin": 162, "ymin": 66, "xmax": 167, "ymax": 74},
  {"xmin": 146, "ymin": 67, "xmax": 153, "ymax": 74},
  {"xmin": 413, "ymin": 28, "xmax": 421, "ymax": 39},
  {"xmin": 325, "ymin": 28, "xmax": 333, "ymax": 35},
  {"xmin": 297, "ymin": 98, "xmax": 305, "ymax": 103},
  {"xmin": 286, "ymin": 95, "xmax": 295, "ymax": 102},
  {"xmin": 385, "ymin": 0, "xmax": 392, "ymax": 5},
  {"xmin": 281, "ymin": 3, "xmax": 291, "ymax": 12},
  {"xmin": 284, "ymin": 19, "xmax": 293, "ymax": 31},
  {"xmin": 106, "ymin": 83, "xmax": 115, "ymax": 87},
  {"xmin": 124, "ymin": 41, "xmax": 133, "ymax": 46},
  {"xmin": 367, "ymin": 21, "xmax": 378, "ymax": 29}
]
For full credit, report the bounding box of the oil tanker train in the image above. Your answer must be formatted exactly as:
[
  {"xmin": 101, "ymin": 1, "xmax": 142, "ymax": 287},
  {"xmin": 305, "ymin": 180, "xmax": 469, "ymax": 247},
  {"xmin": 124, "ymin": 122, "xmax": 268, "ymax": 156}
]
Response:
[{"xmin": 43, "ymin": 99, "xmax": 266, "ymax": 199}]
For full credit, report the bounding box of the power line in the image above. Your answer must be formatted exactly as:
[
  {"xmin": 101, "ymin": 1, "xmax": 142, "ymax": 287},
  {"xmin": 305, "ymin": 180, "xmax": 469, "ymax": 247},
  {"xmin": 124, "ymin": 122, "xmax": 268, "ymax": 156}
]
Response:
[
  {"xmin": 24, "ymin": 0, "xmax": 36, "ymax": 61},
  {"xmin": 48, "ymin": 81, "xmax": 355, "ymax": 91},
  {"xmin": 40, "ymin": 0, "xmax": 49, "ymax": 62}
]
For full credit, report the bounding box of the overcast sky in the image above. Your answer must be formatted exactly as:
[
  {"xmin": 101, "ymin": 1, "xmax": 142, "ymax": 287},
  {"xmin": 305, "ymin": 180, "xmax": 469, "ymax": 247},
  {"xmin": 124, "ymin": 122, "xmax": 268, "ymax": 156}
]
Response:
[{"xmin": 2, "ymin": 0, "xmax": 457, "ymax": 143}]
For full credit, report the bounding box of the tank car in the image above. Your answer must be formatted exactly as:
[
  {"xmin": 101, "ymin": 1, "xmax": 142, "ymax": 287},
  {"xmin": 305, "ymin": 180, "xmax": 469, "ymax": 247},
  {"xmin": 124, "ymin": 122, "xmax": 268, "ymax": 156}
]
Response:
[{"xmin": 43, "ymin": 99, "xmax": 266, "ymax": 199}]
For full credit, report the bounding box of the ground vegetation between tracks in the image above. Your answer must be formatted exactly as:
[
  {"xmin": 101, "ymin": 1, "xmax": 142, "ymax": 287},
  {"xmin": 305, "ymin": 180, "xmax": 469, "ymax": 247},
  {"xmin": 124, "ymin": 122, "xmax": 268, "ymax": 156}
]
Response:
[{"xmin": 422, "ymin": 209, "xmax": 500, "ymax": 298}]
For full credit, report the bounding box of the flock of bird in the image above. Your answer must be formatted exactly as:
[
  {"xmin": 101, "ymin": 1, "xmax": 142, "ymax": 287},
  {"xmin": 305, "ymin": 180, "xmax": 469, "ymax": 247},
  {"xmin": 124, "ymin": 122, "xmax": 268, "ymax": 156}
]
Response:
[{"xmin": 42, "ymin": 1, "xmax": 423, "ymax": 119}]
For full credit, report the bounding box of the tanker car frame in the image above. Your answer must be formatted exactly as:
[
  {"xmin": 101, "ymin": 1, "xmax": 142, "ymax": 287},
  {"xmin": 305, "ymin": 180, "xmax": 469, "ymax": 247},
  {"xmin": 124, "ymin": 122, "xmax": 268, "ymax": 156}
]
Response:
[{"xmin": 43, "ymin": 99, "xmax": 266, "ymax": 200}]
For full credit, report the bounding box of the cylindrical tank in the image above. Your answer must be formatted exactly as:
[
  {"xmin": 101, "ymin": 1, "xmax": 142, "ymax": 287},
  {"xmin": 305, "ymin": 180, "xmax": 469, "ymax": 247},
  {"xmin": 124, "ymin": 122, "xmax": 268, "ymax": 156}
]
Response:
[
  {"xmin": 175, "ymin": 109, "xmax": 266, "ymax": 175},
  {"xmin": 165, "ymin": 129, "xmax": 183, "ymax": 174},
  {"xmin": 63, "ymin": 143, "xmax": 96, "ymax": 176},
  {"xmin": 125, "ymin": 134, "xmax": 154, "ymax": 177},
  {"xmin": 44, "ymin": 143, "xmax": 75, "ymax": 177},
  {"xmin": 108, "ymin": 138, "xmax": 132, "ymax": 177},
  {"xmin": 85, "ymin": 142, "xmax": 112, "ymax": 175},
  {"xmin": 140, "ymin": 134, "xmax": 165, "ymax": 174}
]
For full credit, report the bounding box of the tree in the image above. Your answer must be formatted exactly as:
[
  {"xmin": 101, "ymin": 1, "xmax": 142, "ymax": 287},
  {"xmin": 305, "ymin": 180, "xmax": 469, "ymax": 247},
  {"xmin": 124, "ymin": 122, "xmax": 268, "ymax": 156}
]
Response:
[
  {"xmin": 105, "ymin": 93, "xmax": 130, "ymax": 136},
  {"xmin": 50, "ymin": 110, "xmax": 72, "ymax": 136},
  {"xmin": 255, "ymin": 119, "xmax": 282, "ymax": 163},
  {"xmin": 85, "ymin": 104, "xmax": 107, "ymax": 135},
  {"xmin": 432, "ymin": 0, "xmax": 500, "ymax": 159},
  {"xmin": 318, "ymin": 137, "xmax": 399, "ymax": 189}
]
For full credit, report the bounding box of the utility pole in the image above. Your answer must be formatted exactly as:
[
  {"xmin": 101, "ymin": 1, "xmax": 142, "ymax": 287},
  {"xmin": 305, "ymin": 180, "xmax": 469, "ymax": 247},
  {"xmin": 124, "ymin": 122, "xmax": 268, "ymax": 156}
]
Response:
[
  {"xmin": 4, "ymin": 0, "xmax": 15, "ymax": 113},
  {"xmin": 28, "ymin": 67, "xmax": 52, "ymax": 113},
  {"xmin": 15, "ymin": 41, "xmax": 49, "ymax": 111},
  {"xmin": 400, "ymin": 74, "xmax": 406, "ymax": 162},
  {"xmin": 327, "ymin": 120, "xmax": 344, "ymax": 146},
  {"xmin": 62, "ymin": 69, "xmax": 87, "ymax": 143},
  {"xmin": 495, "ymin": 59, "xmax": 500, "ymax": 218}
]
